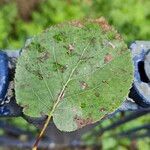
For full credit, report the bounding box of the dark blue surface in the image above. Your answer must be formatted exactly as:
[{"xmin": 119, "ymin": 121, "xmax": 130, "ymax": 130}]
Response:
[
  {"xmin": 0, "ymin": 51, "xmax": 22, "ymax": 116},
  {"xmin": 0, "ymin": 51, "xmax": 9, "ymax": 105},
  {"xmin": 0, "ymin": 105, "xmax": 10, "ymax": 116}
]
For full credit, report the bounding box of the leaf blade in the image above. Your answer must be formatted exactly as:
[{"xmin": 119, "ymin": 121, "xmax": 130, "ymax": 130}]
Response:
[{"xmin": 15, "ymin": 18, "xmax": 133, "ymax": 131}]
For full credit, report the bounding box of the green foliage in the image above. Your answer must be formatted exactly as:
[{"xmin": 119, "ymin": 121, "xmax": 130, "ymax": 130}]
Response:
[
  {"xmin": 32, "ymin": 0, "xmax": 87, "ymax": 27},
  {"xmin": 0, "ymin": 2, "xmax": 17, "ymax": 48},
  {"xmin": 0, "ymin": 0, "xmax": 149, "ymax": 49},
  {"xmin": 90, "ymin": 0, "xmax": 150, "ymax": 43},
  {"xmin": 15, "ymin": 20, "xmax": 133, "ymax": 131}
]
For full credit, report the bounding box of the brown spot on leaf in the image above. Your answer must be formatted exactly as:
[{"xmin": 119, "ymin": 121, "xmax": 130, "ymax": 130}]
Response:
[
  {"xmin": 74, "ymin": 115, "xmax": 93, "ymax": 129},
  {"xmin": 99, "ymin": 107, "xmax": 106, "ymax": 112},
  {"xmin": 70, "ymin": 21, "xmax": 84, "ymax": 28},
  {"xmin": 37, "ymin": 51, "xmax": 50, "ymax": 62},
  {"xmin": 94, "ymin": 92, "xmax": 100, "ymax": 97},
  {"xmin": 65, "ymin": 44, "xmax": 75, "ymax": 55},
  {"xmin": 53, "ymin": 62, "xmax": 67, "ymax": 73},
  {"xmin": 32, "ymin": 69, "xmax": 44, "ymax": 80},
  {"xmin": 92, "ymin": 17, "xmax": 111, "ymax": 32},
  {"xmin": 80, "ymin": 81, "xmax": 88, "ymax": 90},
  {"xmin": 36, "ymin": 70, "xmax": 43, "ymax": 80},
  {"xmin": 102, "ymin": 80, "xmax": 109, "ymax": 85},
  {"xmin": 25, "ymin": 64, "xmax": 43, "ymax": 80},
  {"xmin": 104, "ymin": 54, "xmax": 113, "ymax": 63},
  {"xmin": 69, "ymin": 44, "xmax": 74, "ymax": 51}
]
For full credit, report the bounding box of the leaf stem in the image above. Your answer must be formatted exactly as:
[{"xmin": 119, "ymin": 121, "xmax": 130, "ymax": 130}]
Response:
[
  {"xmin": 32, "ymin": 114, "xmax": 52, "ymax": 150},
  {"xmin": 32, "ymin": 77, "xmax": 71, "ymax": 150}
]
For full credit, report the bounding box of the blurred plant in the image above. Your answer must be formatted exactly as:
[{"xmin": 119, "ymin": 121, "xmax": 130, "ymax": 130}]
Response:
[
  {"xmin": 0, "ymin": 2, "xmax": 17, "ymax": 48},
  {"xmin": 83, "ymin": 111, "xmax": 150, "ymax": 150},
  {"xmin": 0, "ymin": 0, "xmax": 149, "ymax": 49},
  {"xmin": 90, "ymin": 0, "xmax": 150, "ymax": 43}
]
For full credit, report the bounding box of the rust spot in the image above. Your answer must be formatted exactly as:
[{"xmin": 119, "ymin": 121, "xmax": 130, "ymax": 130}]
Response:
[
  {"xmin": 70, "ymin": 20, "xmax": 84, "ymax": 28},
  {"xmin": 104, "ymin": 54, "xmax": 113, "ymax": 63},
  {"xmin": 80, "ymin": 81, "xmax": 88, "ymax": 90},
  {"xmin": 66, "ymin": 44, "xmax": 75, "ymax": 55},
  {"xmin": 74, "ymin": 115, "xmax": 93, "ymax": 129},
  {"xmin": 37, "ymin": 51, "xmax": 50, "ymax": 62},
  {"xmin": 70, "ymin": 18, "xmax": 111, "ymax": 30},
  {"xmin": 99, "ymin": 107, "xmax": 106, "ymax": 112},
  {"xmin": 92, "ymin": 17, "xmax": 111, "ymax": 32}
]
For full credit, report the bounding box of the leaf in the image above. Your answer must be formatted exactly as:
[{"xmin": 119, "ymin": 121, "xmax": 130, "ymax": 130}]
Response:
[{"xmin": 15, "ymin": 18, "xmax": 133, "ymax": 132}]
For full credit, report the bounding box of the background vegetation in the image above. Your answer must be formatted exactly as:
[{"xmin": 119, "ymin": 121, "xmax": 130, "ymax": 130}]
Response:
[
  {"xmin": 0, "ymin": 0, "xmax": 149, "ymax": 149},
  {"xmin": 0, "ymin": 0, "xmax": 149, "ymax": 49}
]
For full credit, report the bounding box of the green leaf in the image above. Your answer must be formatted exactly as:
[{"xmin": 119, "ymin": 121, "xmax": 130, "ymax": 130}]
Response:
[{"xmin": 15, "ymin": 18, "xmax": 133, "ymax": 132}]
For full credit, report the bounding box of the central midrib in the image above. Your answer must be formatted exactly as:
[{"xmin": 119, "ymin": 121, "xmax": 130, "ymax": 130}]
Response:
[{"xmin": 33, "ymin": 42, "xmax": 90, "ymax": 149}]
